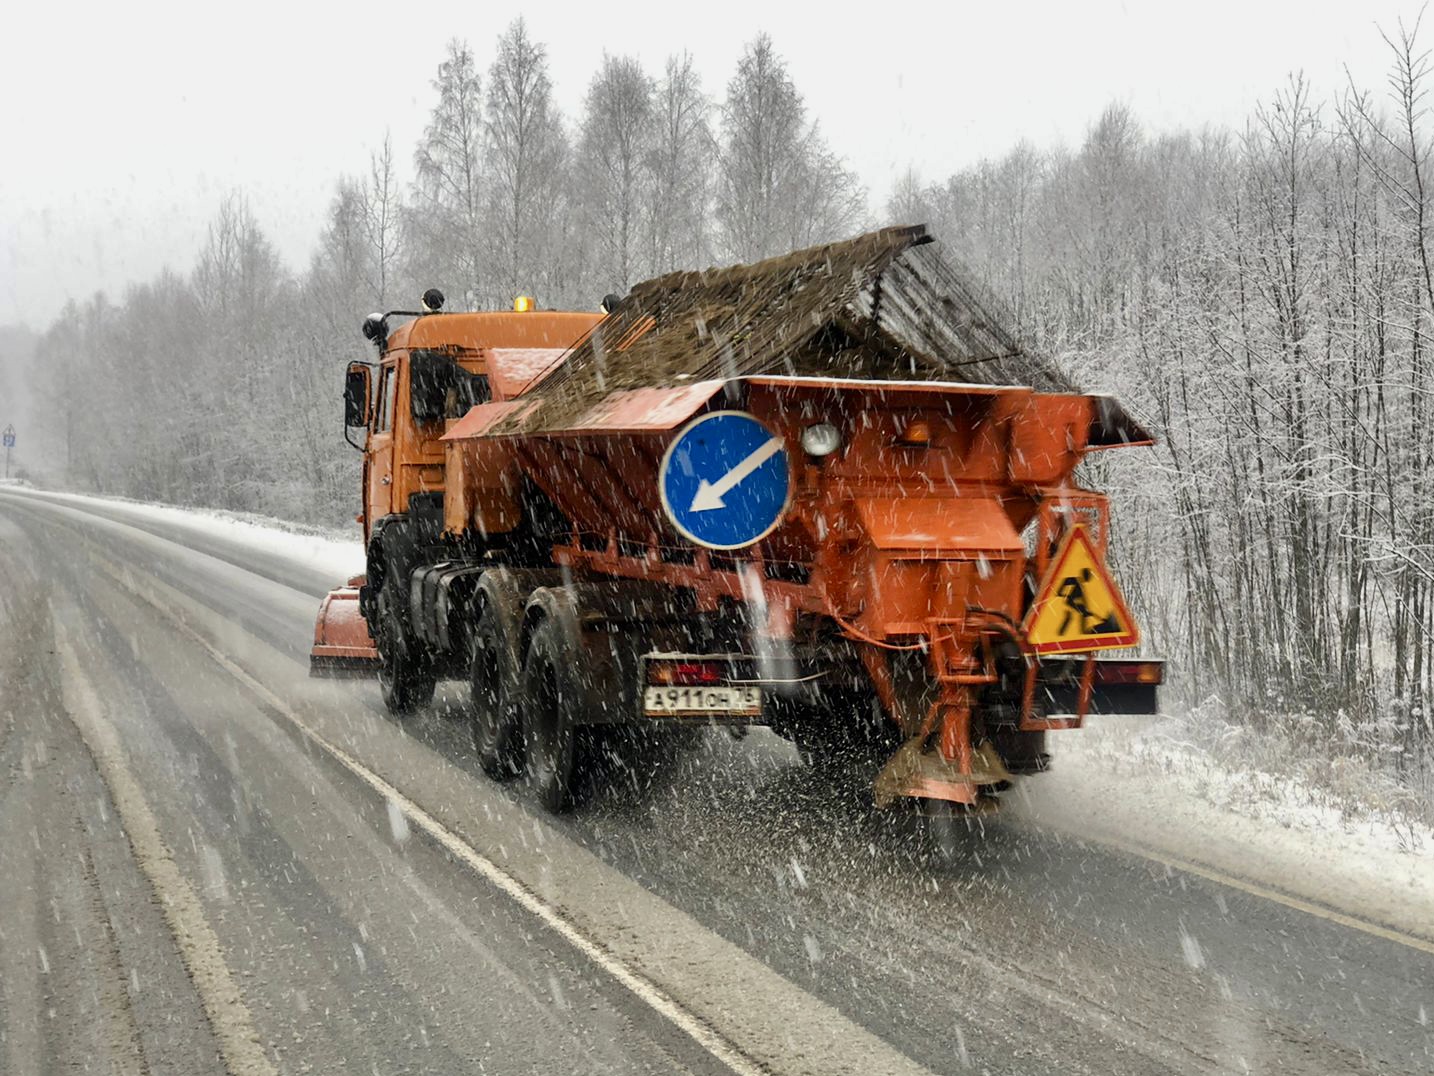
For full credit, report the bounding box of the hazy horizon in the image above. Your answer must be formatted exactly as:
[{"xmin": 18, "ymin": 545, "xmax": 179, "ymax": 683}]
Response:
[{"xmin": 2, "ymin": 0, "xmax": 1424, "ymax": 330}]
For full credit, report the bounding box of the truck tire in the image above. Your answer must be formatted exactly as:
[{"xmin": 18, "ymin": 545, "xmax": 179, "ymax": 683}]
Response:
[
  {"xmin": 520, "ymin": 615, "xmax": 586, "ymax": 812},
  {"xmin": 469, "ymin": 589, "xmax": 524, "ymax": 779},
  {"xmin": 376, "ymin": 575, "xmax": 436, "ymax": 715}
]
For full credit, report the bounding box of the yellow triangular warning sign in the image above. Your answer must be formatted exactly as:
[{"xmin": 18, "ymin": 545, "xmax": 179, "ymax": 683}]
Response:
[{"xmin": 1024, "ymin": 525, "xmax": 1140, "ymax": 654}]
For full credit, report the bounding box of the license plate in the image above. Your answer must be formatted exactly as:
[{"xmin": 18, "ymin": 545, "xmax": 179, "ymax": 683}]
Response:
[{"xmin": 644, "ymin": 685, "xmax": 762, "ymax": 716}]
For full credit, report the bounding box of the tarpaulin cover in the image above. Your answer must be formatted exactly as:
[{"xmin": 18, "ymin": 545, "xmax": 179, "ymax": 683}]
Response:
[{"xmin": 481, "ymin": 225, "xmax": 1081, "ymax": 437}]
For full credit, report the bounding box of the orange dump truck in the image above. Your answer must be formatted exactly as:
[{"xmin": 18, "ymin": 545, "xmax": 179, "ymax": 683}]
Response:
[{"xmin": 312, "ymin": 226, "xmax": 1162, "ymax": 813}]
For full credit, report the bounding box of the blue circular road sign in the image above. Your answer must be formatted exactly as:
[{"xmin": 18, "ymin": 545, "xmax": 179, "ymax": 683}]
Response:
[{"xmin": 659, "ymin": 411, "xmax": 791, "ymax": 550}]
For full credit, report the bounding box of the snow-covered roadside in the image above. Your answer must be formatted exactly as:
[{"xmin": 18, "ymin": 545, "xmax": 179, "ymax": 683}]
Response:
[
  {"xmin": 0, "ymin": 487, "xmax": 365, "ymax": 583},
  {"xmin": 1022, "ymin": 715, "xmax": 1434, "ymax": 944}
]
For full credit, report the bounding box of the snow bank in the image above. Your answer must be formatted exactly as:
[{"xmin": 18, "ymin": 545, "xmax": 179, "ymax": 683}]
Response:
[
  {"xmin": 1126, "ymin": 707, "xmax": 1430, "ymax": 844},
  {"xmin": 1, "ymin": 487, "xmax": 364, "ymax": 582}
]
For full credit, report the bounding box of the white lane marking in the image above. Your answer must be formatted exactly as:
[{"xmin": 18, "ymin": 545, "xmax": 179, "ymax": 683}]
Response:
[
  {"xmin": 108, "ymin": 573, "xmax": 769, "ymax": 1076},
  {"xmin": 52, "ymin": 621, "xmax": 279, "ymax": 1076},
  {"xmin": 690, "ymin": 437, "xmax": 784, "ymax": 512}
]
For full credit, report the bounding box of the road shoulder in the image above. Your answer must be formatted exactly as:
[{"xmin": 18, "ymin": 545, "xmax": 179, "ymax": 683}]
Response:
[{"xmin": 1019, "ymin": 718, "xmax": 1434, "ymax": 949}]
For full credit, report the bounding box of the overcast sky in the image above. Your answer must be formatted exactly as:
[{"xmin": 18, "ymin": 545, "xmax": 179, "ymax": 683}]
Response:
[{"xmin": 0, "ymin": 0, "xmax": 1424, "ymax": 329}]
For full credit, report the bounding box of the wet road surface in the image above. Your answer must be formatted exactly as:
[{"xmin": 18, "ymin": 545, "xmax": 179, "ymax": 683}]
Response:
[{"xmin": 1, "ymin": 488, "xmax": 1430, "ymax": 1075}]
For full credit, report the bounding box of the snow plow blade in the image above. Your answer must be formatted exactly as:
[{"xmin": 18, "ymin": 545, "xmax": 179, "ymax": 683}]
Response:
[{"xmin": 309, "ymin": 578, "xmax": 379, "ymax": 678}]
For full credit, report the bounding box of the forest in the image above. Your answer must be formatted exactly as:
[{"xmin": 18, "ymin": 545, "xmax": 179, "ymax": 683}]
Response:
[{"xmin": 15, "ymin": 19, "xmax": 1434, "ymax": 791}]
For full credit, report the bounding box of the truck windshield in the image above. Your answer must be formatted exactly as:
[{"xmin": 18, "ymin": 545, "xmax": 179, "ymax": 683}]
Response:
[{"xmin": 410, "ymin": 350, "xmax": 490, "ymax": 423}]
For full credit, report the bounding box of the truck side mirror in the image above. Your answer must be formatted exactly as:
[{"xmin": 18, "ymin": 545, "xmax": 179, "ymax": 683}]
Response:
[{"xmin": 344, "ymin": 363, "xmax": 372, "ymax": 428}]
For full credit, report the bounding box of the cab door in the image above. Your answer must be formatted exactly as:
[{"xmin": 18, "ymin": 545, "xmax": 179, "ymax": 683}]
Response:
[{"xmin": 367, "ymin": 361, "xmax": 399, "ymax": 522}]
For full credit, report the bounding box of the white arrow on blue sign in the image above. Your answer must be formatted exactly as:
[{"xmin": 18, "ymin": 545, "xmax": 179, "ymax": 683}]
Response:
[
  {"xmin": 658, "ymin": 411, "xmax": 791, "ymax": 550},
  {"xmin": 1, "ymin": 432, "xmax": 13, "ymax": 448}
]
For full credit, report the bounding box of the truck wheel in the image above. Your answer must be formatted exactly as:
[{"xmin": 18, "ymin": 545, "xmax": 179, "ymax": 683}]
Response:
[
  {"xmin": 520, "ymin": 615, "xmax": 585, "ymax": 812},
  {"xmin": 469, "ymin": 592, "xmax": 522, "ymax": 779},
  {"xmin": 376, "ymin": 577, "xmax": 436, "ymax": 715}
]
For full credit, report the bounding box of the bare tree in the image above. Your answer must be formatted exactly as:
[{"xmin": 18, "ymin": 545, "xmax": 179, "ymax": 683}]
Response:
[
  {"xmin": 785, "ymin": 132, "xmax": 866, "ymax": 249},
  {"xmin": 363, "ymin": 134, "xmax": 404, "ymax": 307},
  {"xmin": 412, "ymin": 39, "xmax": 485, "ymax": 307},
  {"xmin": 485, "ymin": 18, "xmax": 568, "ymax": 304},
  {"xmin": 1340, "ymin": 15, "xmax": 1434, "ymax": 731},
  {"xmin": 29, "ymin": 303, "xmax": 85, "ymax": 485},
  {"xmin": 190, "ymin": 195, "xmax": 291, "ymax": 509},
  {"xmin": 648, "ymin": 53, "xmax": 713, "ymax": 273},
  {"xmin": 717, "ymin": 34, "xmax": 863, "ymax": 262},
  {"xmin": 886, "ymin": 167, "xmax": 932, "ymax": 224},
  {"xmin": 716, "ymin": 34, "xmax": 807, "ymax": 263},
  {"xmin": 575, "ymin": 54, "xmax": 655, "ymax": 294}
]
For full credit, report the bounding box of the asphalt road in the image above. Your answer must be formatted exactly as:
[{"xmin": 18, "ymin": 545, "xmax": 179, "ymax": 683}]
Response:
[{"xmin": 1, "ymin": 488, "xmax": 1430, "ymax": 1075}]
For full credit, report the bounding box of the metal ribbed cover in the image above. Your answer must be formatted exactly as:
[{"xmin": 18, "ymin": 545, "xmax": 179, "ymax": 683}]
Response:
[{"xmin": 493, "ymin": 225, "xmax": 1080, "ymax": 435}]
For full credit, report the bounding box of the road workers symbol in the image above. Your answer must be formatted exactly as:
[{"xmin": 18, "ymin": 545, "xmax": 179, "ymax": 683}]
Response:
[{"xmin": 1024, "ymin": 524, "xmax": 1139, "ymax": 654}]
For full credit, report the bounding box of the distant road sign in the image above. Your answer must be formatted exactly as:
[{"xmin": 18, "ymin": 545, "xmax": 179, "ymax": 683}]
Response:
[
  {"xmin": 1, "ymin": 426, "xmax": 13, "ymax": 448},
  {"xmin": 1024, "ymin": 525, "xmax": 1139, "ymax": 653},
  {"xmin": 659, "ymin": 411, "xmax": 791, "ymax": 550}
]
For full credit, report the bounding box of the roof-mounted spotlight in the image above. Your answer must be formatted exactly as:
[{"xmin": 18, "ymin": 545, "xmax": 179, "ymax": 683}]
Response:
[
  {"xmin": 361, "ymin": 312, "xmax": 385, "ymax": 341},
  {"xmin": 600, "ymin": 292, "xmax": 623, "ymax": 314},
  {"xmin": 421, "ymin": 288, "xmax": 445, "ymax": 313}
]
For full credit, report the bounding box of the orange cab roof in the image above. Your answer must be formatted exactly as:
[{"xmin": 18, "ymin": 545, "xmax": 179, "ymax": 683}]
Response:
[{"xmin": 385, "ymin": 311, "xmax": 602, "ymax": 353}]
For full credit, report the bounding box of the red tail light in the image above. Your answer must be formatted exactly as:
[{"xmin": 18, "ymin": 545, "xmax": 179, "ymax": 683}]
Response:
[
  {"xmin": 1092, "ymin": 660, "xmax": 1164, "ymax": 685},
  {"xmin": 647, "ymin": 660, "xmax": 725, "ymax": 686}
]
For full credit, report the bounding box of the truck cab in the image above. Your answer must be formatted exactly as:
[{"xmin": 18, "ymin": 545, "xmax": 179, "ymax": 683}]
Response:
[
  {"xmin": 314, "ymin": 298, "xmax": 604, "ymax": 691},
  {"xmin": 348, "ymin": 303, "xmax": 605, "ymax": 539}
]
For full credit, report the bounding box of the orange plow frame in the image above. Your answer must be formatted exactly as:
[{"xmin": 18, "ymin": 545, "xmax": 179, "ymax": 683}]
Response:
[{"xmin": 309, "ymin": 576, "xmax": 379, "ymax": 677}]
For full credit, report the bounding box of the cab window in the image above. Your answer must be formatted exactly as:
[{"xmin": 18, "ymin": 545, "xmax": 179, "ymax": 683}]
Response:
[{"xmin": 376, "ymin": 365, "xmax": 398, "ymax": 433}]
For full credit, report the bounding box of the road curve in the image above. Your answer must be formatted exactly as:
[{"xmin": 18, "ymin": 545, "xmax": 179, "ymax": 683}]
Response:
[{"xmin": 0, "ymin": 488, "xmax": 1430, "ymax": 1075}]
